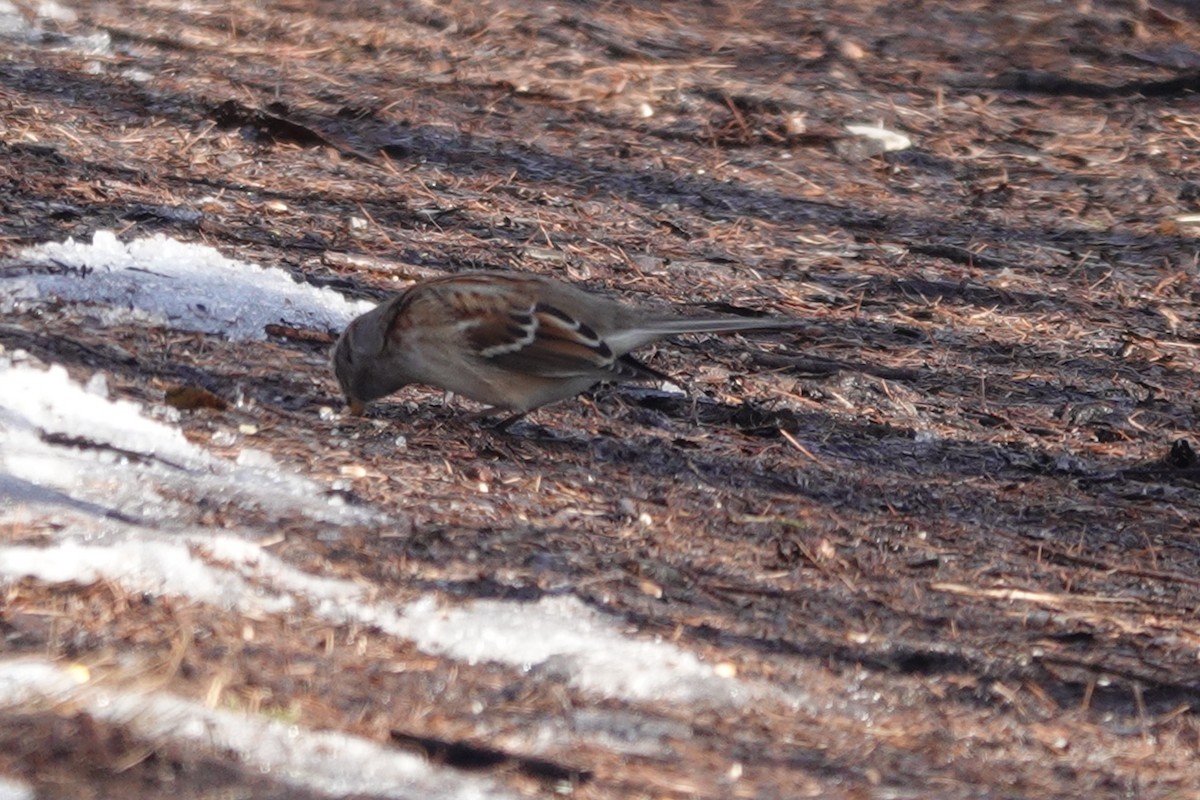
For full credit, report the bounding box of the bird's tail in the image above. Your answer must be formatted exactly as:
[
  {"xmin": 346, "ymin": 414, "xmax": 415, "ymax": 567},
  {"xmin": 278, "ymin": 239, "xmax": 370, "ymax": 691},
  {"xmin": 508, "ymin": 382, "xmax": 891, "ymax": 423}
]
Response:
[{"xmin": 608, "ymin": 314, "xmax": 802, "ymax": 352}]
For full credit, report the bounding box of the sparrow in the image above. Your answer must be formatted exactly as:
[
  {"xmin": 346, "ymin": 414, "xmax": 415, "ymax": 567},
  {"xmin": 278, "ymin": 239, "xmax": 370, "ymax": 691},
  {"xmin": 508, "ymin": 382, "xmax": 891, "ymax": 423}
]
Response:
[{"xmin": 332, "ymin": 271, "xmax": 801, "ymax": 423}]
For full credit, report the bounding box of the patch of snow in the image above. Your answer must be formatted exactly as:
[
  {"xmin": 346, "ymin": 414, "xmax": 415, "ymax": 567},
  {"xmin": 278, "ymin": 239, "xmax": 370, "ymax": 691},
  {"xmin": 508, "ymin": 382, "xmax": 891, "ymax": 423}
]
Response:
[
  {"xmin": 36, "ymin": 1, "xmax": 77, "ymax": 23},
  {"xmin": 3, "ymin": 360, "xmax": 205, "ymax": 467},
  {"xmin": 0, "ymin": 775, "xmax": 33, "ymax": 800},
  {"xmin": 0, "ymin": 530, "xmax": 801, "ymax": 712},
  {"xmin": 0, "ymin": 657, "xmax": 511, "ymax": 800},
  {"xmin": 0, "ymin": 357, "xmax": 379, "ymax": 530},
  {"xmin": 393, "ymin": 594, "xmax": 744, "ymax": 705},
  {"xmin": 0, "ymin": 537, "xmax": 294, "ymax": 612},
  {"xmin": 0, "ymin": 0, "xmax": 108, "ymax": 55},
  {"xmin": 0, "ymin": 0, "xmax": 34, "ymax": 38},
  {"xmin": 3, "ymin": 231, "xmax": 374, "ymax": 341}
]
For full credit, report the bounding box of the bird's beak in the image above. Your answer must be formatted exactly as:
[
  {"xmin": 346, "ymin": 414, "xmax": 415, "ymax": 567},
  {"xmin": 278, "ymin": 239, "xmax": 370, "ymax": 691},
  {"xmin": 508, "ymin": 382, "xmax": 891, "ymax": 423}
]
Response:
[{"xmin": 347, "ymin": 397, "xmax": 366, "ymax": 416}]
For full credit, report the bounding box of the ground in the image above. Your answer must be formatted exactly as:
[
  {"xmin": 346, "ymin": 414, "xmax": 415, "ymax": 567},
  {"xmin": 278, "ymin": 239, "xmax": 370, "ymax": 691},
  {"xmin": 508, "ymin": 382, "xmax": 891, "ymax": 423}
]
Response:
[{"xmin": 3, "ymin": 0, "xmax": 1200, "ymax": 797}]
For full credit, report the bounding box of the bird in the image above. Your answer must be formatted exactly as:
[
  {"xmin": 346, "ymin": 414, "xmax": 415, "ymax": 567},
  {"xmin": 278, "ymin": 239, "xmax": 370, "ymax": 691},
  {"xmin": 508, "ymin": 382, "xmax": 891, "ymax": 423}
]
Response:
[{"xmin": 332, "ymin": 271, "xmax": 801, "ymax": 425}]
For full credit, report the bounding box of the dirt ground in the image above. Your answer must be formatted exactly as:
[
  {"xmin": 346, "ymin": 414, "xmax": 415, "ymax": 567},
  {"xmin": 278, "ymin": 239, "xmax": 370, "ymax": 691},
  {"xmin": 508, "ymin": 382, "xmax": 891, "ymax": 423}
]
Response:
[{"xmin": 3, "ymin": 0, "xmax": 1200, "ymax": 797}]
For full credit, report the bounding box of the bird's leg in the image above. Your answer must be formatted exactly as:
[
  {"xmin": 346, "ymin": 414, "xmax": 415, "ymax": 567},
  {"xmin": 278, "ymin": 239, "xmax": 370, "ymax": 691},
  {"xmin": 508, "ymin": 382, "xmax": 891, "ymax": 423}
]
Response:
[
  {"xmin": 459, "ymin": 404, "xmax": 527, "ymax": 431},
  {"xmin": 491, "ymin": 411, "xmax": 528, "ymax": 433}
]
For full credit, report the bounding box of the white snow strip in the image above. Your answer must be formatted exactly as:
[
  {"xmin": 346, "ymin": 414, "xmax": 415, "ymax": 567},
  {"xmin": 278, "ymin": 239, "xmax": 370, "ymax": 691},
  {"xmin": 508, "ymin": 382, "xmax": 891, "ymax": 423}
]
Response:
[
  {"xmin": 0, "ymin": 0, "xmax": 82, "ymax": 41},
  {"xmin": 0, "ymin": 0, "xmax": 34, "ymax": 38},
  {"xmin": 0, "ymin": 535, "xmax": 711, "ymax": 757},
  {"xmin": 391, "ymin": 595, "xmax": 741, "ymax": 704},
  {"xmin": 0, "ymin": 658, "xmax": 512, "ymax": 800},
  {"xmin": 0, "ymin": 533, "xmax": 793, "ymax": 710},
  {"xmin": 3, "ymin": 230, "xmax": 374, "ymax": 341},
  {"xmin": 0, "ymin": 358, "xmax": 378, "ymax": 528},
  {"xmin": 0, "ymin": 537, "xmax": 294, "ymax": 612},
  {"xmin": 2, "ymin": 359, "xmax": 204, "ymax": 467},
  {"xmin": 0, "ymin": 775, "xmax": 33, "ymax": 800}
]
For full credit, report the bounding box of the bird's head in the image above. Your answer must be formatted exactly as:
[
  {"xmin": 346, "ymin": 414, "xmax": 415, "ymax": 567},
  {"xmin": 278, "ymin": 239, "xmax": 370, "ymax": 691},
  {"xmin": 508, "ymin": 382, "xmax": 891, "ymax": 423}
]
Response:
[{"xmin": 331, "ymin": 304, "xmax": 404, "ymax": 415}]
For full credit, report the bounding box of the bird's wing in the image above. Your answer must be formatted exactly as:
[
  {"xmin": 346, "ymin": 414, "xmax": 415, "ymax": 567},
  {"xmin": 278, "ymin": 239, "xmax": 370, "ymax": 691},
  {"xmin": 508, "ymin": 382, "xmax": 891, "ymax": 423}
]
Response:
[
  {"xmin": 403, "ymin": 273, "xmax": 622, "ymax": 379},
  {"xmin": 467, "ymin": 299, "xmax": 629, "ymax": 379}
]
